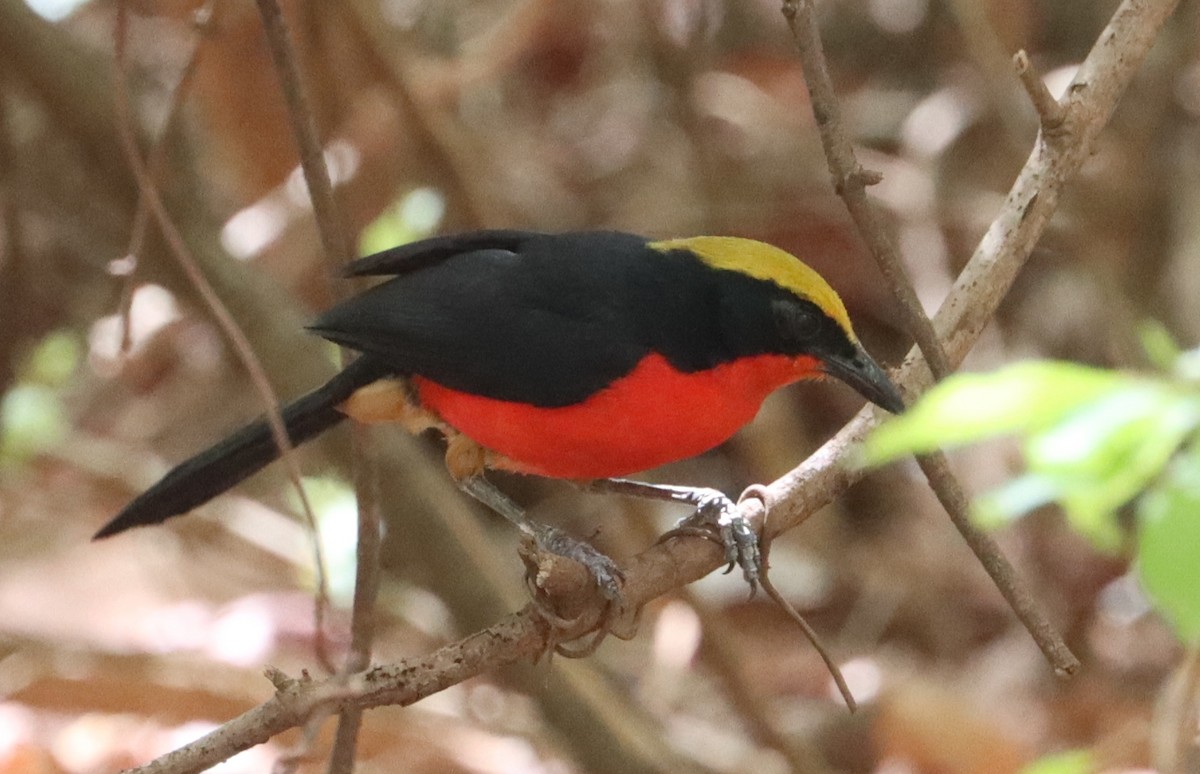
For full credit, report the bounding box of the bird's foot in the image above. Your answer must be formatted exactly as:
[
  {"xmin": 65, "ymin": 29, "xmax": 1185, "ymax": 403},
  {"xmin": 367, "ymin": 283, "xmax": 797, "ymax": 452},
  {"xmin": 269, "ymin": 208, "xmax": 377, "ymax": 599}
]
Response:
[
  {"xmin": 520, "ymin": 524, "xmax": 625, "ymax": 658},
  {"xmin": 458, "ymin": 474, "xmax": 628, "ymax": 656},
  {"xmin": 531, "ymin": 523, "xmax": 625, "ymax": 602},
  {"xmin": 657, "ymin": 487, "xmax": 762, "ymax": 594}
]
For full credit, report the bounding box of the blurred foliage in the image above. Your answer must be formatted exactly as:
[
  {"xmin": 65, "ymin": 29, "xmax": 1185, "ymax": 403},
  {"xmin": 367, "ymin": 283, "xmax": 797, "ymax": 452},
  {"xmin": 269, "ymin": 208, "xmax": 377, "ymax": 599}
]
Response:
[
  {"xmin": 0, "ymin": 330, "xmax": 80, "ymax": 465},
  {"xmin": 864, "ymin": 334, "xmax": 1200, "ymax": 642},
  {"xmin": 1019, "ymin": 749, "xmax": 1095, "ymax": 774},
  {"xmin": 0, "ymin": 383, "xmax": 69, "ymax": 464},
  {"xmin": 291, "ymin": 475, "xmax": 360, "ymax": 604},
  {"xmin": 358, "ymin": 187, "xmax": 447, "ymax": 255},
  {"xmin": 1138, "ymin": 446, "xmax": 1200, "ymax": 642}
]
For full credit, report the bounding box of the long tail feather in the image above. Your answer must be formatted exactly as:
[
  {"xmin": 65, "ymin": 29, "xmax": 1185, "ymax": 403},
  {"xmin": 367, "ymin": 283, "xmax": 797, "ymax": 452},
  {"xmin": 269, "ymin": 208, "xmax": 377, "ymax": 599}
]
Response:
[{"xmin": 95, "ymin": 357, "xmax": 389, "ymax": 538}]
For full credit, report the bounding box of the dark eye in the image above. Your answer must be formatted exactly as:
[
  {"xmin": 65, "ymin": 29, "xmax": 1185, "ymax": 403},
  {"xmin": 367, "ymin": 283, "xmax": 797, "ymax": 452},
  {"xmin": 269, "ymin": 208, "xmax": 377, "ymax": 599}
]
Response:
[{"xmin": 772, "ymin": 299, "xmax": 822, "ymax": 342}]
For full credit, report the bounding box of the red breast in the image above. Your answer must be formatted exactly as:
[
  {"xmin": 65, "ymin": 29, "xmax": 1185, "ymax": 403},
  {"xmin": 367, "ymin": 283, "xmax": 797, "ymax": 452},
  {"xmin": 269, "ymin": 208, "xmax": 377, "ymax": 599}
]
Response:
[{"xmin": 414, "ymin": 351, "xmax": 821, "ymax": 479}]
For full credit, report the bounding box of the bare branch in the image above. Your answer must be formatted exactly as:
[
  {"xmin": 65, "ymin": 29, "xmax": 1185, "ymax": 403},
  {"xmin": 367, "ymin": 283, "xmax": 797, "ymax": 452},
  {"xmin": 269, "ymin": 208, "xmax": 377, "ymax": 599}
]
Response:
[
  {"xmin": 777, "ymin": 0, "xmax": 1189, "ymax": 677},
  {"xmin": 250, "ymin": 2, "xmax": 383, "ymax": 770},
  {"xmin": 252, "ymin": 0, "xmax": 351, "ymax": 270},
  {"xmin": 780, "ymin": 0, "xmax": 952, "ymax": 380}
]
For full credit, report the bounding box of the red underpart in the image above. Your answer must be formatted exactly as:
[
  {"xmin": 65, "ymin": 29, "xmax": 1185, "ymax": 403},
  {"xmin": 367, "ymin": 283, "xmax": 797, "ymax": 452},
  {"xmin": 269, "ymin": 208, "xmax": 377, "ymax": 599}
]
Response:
[{"xmin": 413, "ymin": 352, "xmax": 823, "ymax": 479}]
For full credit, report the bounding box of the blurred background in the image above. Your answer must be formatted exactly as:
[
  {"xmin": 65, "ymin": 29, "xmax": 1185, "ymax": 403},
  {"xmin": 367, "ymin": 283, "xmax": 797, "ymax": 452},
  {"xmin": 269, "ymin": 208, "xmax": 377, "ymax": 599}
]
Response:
[{"xmin": 0, "ymin": 0, "xmax": 1196, "ymax": 771}]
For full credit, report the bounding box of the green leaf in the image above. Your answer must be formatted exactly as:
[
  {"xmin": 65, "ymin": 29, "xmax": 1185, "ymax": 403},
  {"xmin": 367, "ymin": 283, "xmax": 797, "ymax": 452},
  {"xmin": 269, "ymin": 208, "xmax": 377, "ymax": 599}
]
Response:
[
  {"xmin": 1026, "ymin": 383, "xmax": 1196, "ymax": 473},
  {"xmin": 864, "ymin": 358, "xmax": 1200, "ymax": 553},
  {"xmin": 0, "ymin": 384, "xmax": 70, "ymax": 464},
  {"xmin": 358, "ymin": 188, "xmax": 445, "ymax": 256},
  {"xmin": 24, "ymin": 330, "xmax": 81, "ymax": 387},
  {"xmin": 861, "ymin": 361, "xmax": 1125, "ymax": 467},
  {"xmin": 1137, "ymin": 320, "xmax": 1181, "ymax": 372},
  {"xmin": 1019, "ymin": 749, "xmax": 1095, "ymax": 774},
  {"xmin": 1137, "ymin": 444, "xmax": 1200, "ymax": 642},
  {"xmin": 973, "ymin": 474, "xmax": 1064, "ymax": 530},
  {"xmin": 1175, "ymin": 346, "xmax": 1200, "ymax": 383},
  {"xmin": 1026, "ymin": 386, "xmax": 1200, "ymax": 551}
]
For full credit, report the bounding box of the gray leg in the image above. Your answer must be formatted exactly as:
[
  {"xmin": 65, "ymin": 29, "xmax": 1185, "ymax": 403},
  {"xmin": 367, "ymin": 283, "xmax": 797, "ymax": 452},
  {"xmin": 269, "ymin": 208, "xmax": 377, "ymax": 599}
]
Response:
[{"xmin": 459, "ymin": 475, "xmax": 624, "ymax": 601}]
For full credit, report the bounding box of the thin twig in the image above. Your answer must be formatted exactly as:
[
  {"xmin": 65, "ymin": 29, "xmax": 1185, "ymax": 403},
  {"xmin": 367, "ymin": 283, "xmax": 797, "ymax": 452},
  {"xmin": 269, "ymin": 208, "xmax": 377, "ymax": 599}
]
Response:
[
  {"xmin": 252, "ymin": 0, "xmax": 351, "ymax": 270},
  {"xmin": 0, "ymin": 66, "xmax": 23, "ymax": 400},
  {"xmin": 1014, "ymin": 50, "xmax": 1068, "ymax": 132},
  {"xmin": 750, "ymin": 494, "xmax": 856, "ymax": 711},
  {"xmin": 111, "ymin": 0, "xmax": 335, "ymax": 672},
  {"xmin": 251, "ymin": 2, "xmax": 382, "ymax": 770},
  {"xmin": 114, "ymin": 0, "xmax": 215, "ymax": 354},
  {"xmin": 781, "ymin": 0, "xmax": 951, "ymax": 380},
  {"xmin": 922, "ymin": 453, "xmax": 1079, "ymax": 674},
  {"xmin": 325, "ymin": 428, "xmax": 382, "ymax": 772},
  {"xmin": 336, "ymin": 0, "xmax": 494, "ymax": 229},
  {"xmin": 944, "ymin": 0, "xmax": 1036, "ymax": 146},
  {"xmin": 781, "ymin": 0, "xmax": 1079, "ymax": 675},
  {"xmin": 113, "ymin": 0, "xmax": 217, "ymax": 352}
]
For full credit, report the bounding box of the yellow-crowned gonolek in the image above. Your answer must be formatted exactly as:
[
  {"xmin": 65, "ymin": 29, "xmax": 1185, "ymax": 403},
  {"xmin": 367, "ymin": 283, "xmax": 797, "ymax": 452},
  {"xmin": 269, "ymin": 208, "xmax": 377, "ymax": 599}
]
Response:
[{"xmin": 97, "ymin": 230, "xmax": 904, "ymax": 596}]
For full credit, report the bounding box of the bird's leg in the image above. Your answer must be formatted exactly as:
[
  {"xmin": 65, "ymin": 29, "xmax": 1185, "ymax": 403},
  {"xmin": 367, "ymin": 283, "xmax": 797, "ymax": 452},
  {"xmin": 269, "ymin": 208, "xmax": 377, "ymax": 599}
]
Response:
[
  {"xmin": 445, "ymin": 433, "xmax": 623, "ymax": 654},
  {"xmin": 457, "ymin": 475, "xmax": 625, "ymax": 605},
  {"xmin": 583, "ymin": 479, "xmax": 761, "ymax": 590}
]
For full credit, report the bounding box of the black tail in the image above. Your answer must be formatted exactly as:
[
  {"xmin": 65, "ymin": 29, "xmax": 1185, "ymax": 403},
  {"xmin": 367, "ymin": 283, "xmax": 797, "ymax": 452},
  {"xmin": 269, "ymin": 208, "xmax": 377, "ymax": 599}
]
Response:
[{"xmin": 95, "ymin": 357, "xmax": 391, "ymax": 539}]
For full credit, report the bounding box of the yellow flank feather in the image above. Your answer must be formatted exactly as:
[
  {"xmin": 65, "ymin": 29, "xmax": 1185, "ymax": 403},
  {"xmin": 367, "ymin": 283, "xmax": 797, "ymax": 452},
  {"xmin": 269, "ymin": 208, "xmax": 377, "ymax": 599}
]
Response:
[{"xmin": 650, "ymin": 236, "xmax": 857, "ymax": 341}]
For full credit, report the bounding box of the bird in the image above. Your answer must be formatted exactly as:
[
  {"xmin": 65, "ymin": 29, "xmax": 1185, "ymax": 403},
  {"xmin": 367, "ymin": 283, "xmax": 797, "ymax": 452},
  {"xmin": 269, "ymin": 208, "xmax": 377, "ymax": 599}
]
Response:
[{"xmin": 95, "ymin": 230, "xmax": 904, "ymax": 599}]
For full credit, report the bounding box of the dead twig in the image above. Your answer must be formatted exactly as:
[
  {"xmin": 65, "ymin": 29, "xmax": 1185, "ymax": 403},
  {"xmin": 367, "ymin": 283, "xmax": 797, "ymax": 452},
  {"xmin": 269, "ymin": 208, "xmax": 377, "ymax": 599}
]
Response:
[
  {"xmin": 251, "ymin": 2, "xmax": 382, "ymax": 770},
  {"xmin": 252, "ymin": 0, "xmax": 352, "ymax": 270},
  {"xmin": 781, "ymin": 0, "xmax": 1080, "ymax": 676},
  {"xmin": 0, "ymin": 66, "xmax": 23, "ymax": 398},
  {"xmin": 1014, "ymin": 49, "xmax": 1068, "ymax": 133},
  {"xmin": 113, "ymin": 0, "xmax": 217, "ymax": 355},
  {"xmin": 748, "ymin": 494, "xmax": 856, "ymax": 712},
  {"xmin": 111, "ymin": 0, "xmax": 337, "ymax": 672}
]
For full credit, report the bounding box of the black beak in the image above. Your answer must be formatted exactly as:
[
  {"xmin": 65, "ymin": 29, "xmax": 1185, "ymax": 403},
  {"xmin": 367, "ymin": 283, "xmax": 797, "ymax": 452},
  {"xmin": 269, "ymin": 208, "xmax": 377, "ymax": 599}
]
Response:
[{"xmin": 822, "ymin": 348, "xmax": 905, "ymax": 414}]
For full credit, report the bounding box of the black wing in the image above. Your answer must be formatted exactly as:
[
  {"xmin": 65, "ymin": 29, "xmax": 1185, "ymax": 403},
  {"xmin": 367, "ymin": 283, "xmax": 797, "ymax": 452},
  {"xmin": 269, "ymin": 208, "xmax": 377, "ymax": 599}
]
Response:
[
  {"xmin": 312, "ymin": 231, "xmax": 663, "ymax": 407},
  {"xmin": 342, "ymin": 230, "xmax": 532, "ymax": 277}
]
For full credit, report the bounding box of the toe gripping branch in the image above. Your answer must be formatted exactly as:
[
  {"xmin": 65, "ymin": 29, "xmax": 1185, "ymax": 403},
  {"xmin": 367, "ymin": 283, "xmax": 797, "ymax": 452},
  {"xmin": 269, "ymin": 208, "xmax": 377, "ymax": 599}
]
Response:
[
  {"xmin": 459, "ymin": 475, "xmax": 627, "ymax": 657},
  {"xmin": 588, "ymin": 479, "xmax": 766, "ymax": 594},
  {"xmin": 526, "ymin": 522, "xmax": 625, "ymax": 604},
  {"xmin": 459, "ymin": 474, "xmax": 769, "ymax": 657},
  {"xmin": 517, "ymin": 525, "xmax": 627, "ymax": 659},
  {"xmin": 459, "ymin": 475, "xmax": 625, "ymax": 602}
]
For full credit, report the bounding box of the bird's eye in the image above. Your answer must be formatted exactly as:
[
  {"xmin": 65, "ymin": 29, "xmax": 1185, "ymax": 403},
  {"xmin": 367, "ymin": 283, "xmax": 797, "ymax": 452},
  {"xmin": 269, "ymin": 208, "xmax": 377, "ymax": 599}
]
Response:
[{"xmin": 772, "ymin": 299, "xmax": 822, "ymax": 342}]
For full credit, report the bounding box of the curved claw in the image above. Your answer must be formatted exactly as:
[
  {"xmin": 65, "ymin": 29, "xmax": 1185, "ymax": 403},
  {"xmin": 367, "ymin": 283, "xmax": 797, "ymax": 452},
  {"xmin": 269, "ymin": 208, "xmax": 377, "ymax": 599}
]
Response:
[
  {"xmin": 554, "ymin": 606, "xmax": 613, "ymax": 658},
  {"xmin": 526, "ymin": 596, "xmax": 611, "ymax": 659},
  {"xmin": 526, "ymin": 590, "xmax": 612, "ymax": 659}
]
